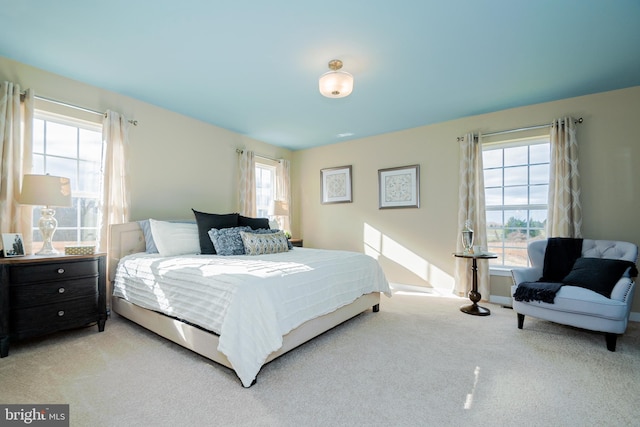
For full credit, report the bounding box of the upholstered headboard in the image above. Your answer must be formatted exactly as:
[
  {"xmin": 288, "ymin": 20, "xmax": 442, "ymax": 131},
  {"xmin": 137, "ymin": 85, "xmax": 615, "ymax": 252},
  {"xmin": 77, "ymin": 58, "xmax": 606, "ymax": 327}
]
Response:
[{"xmin": 108, "ymin": 222, "xmax": 146, "ymax": 283}]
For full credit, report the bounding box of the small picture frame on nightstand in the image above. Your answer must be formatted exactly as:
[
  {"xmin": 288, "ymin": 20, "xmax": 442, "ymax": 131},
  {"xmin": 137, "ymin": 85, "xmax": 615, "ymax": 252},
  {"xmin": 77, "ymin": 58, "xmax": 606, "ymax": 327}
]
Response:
[{"xmin": 2, "ymin": 233, "xmax": 25, "ymax": 257}]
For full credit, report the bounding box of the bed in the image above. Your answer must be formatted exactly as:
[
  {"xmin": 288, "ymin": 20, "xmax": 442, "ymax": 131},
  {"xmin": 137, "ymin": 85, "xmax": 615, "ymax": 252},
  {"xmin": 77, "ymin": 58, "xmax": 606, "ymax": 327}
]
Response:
[{"xmin": 108, "ymin": 221, "xmax": 390, "ymax": 387}]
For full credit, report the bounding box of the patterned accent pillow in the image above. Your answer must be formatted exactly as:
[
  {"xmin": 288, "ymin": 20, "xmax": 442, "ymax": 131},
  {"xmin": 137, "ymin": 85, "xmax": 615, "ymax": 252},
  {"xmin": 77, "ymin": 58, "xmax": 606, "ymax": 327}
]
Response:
[
  {"xmin": 249, "ymin": 228, "xmax": 294, "ymax": 249},
  {"xmin": 240, "ymin": 230, "xmax": 290, "ymax": 255},
  {"xmin": 208, "ymin": 226, "xmax": 251, "ymax": 256}
]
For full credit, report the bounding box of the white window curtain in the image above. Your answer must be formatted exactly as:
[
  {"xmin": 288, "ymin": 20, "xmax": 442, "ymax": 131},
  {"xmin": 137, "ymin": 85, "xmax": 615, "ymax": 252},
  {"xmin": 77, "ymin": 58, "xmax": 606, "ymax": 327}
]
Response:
[
  {"xmin": 454, "ymin": 133, "xmax": 489, "ymax": 298},
  {"xmin": 547, "ymin": 117, "xmax": 582, "ymax": 237},
  {"xmin": 275, "ymin": 158, "xmax": 291, "ymax": 232},
  {"xmin": 239, "ymin": 149, "xmax": 256, "ymax": 217},
  {"xmin": 0, "ymin": 81, "xmax": 34, "ymax": 253},
  {"xmin": 98, "ymin": 110, "xmax": 130, "ymax": 252}
]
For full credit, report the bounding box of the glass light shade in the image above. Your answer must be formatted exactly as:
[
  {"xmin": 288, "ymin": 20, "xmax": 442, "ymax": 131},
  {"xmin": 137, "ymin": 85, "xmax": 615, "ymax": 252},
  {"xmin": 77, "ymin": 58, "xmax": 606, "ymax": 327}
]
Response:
[
  {"xmin": 319, "ymin": 70, "xmax": 354, "ymax": 98},
  {"xmin": 19, "ymin": 174, "xmax": 72, "ymax": 255}
]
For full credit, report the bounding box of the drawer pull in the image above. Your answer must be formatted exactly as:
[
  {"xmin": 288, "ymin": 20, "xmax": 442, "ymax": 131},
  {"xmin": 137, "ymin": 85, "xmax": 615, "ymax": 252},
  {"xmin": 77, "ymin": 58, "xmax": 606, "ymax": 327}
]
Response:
[
  {"xmin": 57, "ymin": 268, "xmax": 65, "ymax": 274},
  {"xmin": 57, "ymin": 310, "xmax": 65, "ymax": 317},
  {"xmin": 58, "ymin": 287, "xmax": 65, "ymax": 294}
]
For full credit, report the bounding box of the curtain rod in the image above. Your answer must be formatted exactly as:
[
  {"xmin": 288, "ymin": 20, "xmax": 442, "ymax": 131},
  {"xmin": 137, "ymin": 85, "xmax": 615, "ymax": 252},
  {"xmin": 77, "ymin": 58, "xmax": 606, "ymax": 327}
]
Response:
[
  {"xmin": 21, "ymin": 93, "xmax": 138, "ymax": 126},
  {"xmin": 235, "ymin": 148, "xmax": 281, "ymax": 163},
  {"xmin": 456, "ymin": 117, "xmax": 583, "ymax": 142}
]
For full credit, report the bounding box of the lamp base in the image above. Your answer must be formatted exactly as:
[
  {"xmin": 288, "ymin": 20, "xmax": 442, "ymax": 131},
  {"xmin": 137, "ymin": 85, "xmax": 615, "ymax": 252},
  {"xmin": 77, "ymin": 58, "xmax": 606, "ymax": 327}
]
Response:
[{"xmin": 36, "ymin": 207, "xmax": 59, "ymax": 256}]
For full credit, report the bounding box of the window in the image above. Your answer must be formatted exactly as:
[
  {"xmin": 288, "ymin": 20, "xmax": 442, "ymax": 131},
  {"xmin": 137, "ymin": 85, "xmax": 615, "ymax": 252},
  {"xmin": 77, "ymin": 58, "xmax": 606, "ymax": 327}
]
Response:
[
  {"xmin": 30, "ymin": 111, "xmax": 104, "ymax": 251},
  {"xmin": 483, "ymin": 137, "xmax": 550, "ymax": 267},
  {"xmin": 255, "ymin": 161, "xmax": 277, "ymax": 218}
]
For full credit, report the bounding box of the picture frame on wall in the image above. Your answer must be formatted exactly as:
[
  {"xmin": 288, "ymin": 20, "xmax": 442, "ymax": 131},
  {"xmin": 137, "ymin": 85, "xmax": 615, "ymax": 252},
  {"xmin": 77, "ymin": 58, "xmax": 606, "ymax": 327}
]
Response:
[
  {"xmin": 378, "ymin": 164, "xmax": 420, "ymax": 209},
  {"xmin": 321, "ymin": 165, "xmax": 353, "ymax": 204},
  {"xmin": 2, "ymin": 233, "xmax": 25, "ymax": 257}
]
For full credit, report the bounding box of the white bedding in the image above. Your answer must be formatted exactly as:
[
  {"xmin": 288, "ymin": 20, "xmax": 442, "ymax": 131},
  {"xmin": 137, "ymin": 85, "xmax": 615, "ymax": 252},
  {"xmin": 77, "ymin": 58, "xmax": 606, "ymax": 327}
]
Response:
[{"xmin": 113, "ymin": 247, "xmax": 390, "ymax": 387}]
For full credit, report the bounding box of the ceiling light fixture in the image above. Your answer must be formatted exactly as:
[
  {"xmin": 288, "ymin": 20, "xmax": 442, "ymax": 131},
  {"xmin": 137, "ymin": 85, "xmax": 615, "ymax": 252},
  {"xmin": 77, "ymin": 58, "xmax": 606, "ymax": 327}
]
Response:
[{"xmin": 319, "ymin": 59, "xmax": 354, "ymax": 98}]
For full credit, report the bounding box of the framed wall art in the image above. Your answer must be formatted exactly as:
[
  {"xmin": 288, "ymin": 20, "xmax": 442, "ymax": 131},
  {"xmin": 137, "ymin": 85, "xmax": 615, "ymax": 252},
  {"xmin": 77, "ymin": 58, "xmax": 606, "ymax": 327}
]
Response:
[
  {"xmin": 321, "ymin": 165, "xmax": 352, "ymax": 204},
  {"xmin": 2, "ymin": 233, "xmax": 25, "ymax": 257},
  {"xmin": 378, "ymin": 164, "xmax": 420, "ymax": 209}
]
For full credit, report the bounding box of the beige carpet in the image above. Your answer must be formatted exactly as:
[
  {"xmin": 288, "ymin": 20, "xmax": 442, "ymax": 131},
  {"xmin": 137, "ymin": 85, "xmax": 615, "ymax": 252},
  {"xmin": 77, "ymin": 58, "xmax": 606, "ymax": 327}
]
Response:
[{"xmin": 2, "ymin": 291, "xmax": 639, "ymax": 427}]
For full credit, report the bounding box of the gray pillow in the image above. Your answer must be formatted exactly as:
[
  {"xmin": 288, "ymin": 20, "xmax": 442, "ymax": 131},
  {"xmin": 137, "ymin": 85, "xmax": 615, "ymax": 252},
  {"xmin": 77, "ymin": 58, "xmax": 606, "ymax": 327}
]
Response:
[{"xmin": 208, "ymin": 226, "xmax": 251, "ymax": 256}]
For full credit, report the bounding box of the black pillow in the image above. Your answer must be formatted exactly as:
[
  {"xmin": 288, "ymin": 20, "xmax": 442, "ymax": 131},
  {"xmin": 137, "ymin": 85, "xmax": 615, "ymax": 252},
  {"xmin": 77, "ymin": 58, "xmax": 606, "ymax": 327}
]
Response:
[
  {"xmin": 192, "ymin": 210, "xmax": 239, "ymax": 254},
  {"xmin": 561, "ymin": 257, "xmax": 634, "ymax": 298},
  {"xmin": 238, "ymin": 215, "xmax": 270, "ymax": 230}
]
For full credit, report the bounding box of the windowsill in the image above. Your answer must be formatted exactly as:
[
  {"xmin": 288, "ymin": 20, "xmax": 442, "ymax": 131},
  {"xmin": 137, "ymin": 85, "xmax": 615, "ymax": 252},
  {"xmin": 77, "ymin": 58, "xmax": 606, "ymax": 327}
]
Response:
[{"xmin": 489, "ymin": 267, "xmax": 515, "ymax": 277}]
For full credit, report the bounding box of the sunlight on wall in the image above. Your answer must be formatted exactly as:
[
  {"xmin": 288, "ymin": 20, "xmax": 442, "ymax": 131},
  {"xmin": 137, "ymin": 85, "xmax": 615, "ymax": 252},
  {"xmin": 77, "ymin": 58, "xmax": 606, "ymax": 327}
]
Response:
[{"xmin": 363, "ymin": 223, "xmax": 454, "ymax": 293}]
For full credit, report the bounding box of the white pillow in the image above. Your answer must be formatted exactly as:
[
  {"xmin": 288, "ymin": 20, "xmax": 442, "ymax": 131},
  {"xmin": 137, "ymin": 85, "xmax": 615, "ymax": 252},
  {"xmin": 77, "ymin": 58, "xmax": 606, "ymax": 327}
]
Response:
[{"xmin": 149, "ymin": 219, "xmax": 200, "ymax": 256}]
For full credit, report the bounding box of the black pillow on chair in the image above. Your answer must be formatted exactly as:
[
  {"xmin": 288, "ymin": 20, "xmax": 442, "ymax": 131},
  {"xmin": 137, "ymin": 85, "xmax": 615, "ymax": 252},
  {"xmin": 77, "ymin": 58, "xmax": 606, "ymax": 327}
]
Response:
[
  {"xmin": 561, "ymin": 257, "xmax": 634, "ymax": 298},
  {"xmin": 192, "ymin": 210, "xmax": 239, "ymax": 254}
]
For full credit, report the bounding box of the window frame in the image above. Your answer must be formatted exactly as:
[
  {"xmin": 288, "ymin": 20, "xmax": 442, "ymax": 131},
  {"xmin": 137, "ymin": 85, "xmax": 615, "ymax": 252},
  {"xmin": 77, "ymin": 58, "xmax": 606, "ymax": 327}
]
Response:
[
  {"xmin": 482, "ymin": 135, "xmax": 550, "ymax": 269},
  {"xmin": 255, "ymin": 159, "xmax": 278, "ymax": 219},
  {"xmin": 30, "ymin": 109, "xmax": 104, "ymax": 251}
]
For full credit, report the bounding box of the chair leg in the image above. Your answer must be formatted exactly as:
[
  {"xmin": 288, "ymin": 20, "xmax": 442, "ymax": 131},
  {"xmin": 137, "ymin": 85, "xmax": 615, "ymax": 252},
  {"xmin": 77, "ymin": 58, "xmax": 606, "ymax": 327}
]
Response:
[
  {"xmin": 605, "ymin": 333, "xmax": 617, "ymax": 352},
  {"xmin": 517, "ymin": 313, "xmax": 524, "ymax": 329}
]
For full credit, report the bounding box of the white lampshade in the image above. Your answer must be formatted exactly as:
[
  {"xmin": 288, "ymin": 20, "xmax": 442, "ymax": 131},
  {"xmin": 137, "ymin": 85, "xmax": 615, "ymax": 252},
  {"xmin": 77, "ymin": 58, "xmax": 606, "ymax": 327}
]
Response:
[
  {"xmin": 272, "ymin": 200, "xmax": 289, "ymax": 216},
  {"xmin": 19, "ymin": 174, "xmax": 72, "ymax": 207},
  {"xmin": 319, "ymin": 59, "xmax": 354, "ymax": 98}
]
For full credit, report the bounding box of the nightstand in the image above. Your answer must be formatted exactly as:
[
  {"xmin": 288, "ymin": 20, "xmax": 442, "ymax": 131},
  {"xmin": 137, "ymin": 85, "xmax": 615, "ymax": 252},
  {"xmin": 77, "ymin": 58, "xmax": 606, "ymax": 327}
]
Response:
[
  {"xmin": 0, "ymin": 253, "xmax": 107, "ymax": 358},
  {"xmin": 289, "ymin": 238, "xmax": 303, "ymax": 248}
]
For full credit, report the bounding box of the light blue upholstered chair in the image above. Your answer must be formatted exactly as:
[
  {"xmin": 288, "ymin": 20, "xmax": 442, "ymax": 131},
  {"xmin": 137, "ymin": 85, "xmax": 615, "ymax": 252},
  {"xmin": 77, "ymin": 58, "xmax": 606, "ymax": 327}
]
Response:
[{"xmin": 511, "ymin": 239, "xmax": 638, "ymax": 351}]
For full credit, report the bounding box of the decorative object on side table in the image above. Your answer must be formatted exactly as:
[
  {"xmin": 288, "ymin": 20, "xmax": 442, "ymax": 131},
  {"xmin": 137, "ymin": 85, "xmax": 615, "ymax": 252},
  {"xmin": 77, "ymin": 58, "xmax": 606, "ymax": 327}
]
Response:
[
  {"xmin": 0, "ymin": 253, "xmax": 107, "ymax": 358},
  {"xmin": 453, "ymin": 251, "xmax": 497, "ymax": 316},
  {"xmin": 1, "ymin": 233, "xmax": 25, "ymax": 257},
  {"xmin": 461, "ymin": 219, "xmax": 474, "ymax": 254},
  {"xmin": 19, "ymin": 174, "xmax": 72, "ymax": 255},
  {"xmin": 378, "ymin": 164, "xmax": 420, "ymax": 209}
]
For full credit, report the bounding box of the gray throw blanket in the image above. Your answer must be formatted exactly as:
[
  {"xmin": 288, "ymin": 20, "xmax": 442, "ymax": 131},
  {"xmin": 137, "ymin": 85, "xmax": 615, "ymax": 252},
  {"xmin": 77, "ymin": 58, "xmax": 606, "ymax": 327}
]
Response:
[{"xmin": 513, "ymin": 238, "xmax": 583, "ymax": 304}]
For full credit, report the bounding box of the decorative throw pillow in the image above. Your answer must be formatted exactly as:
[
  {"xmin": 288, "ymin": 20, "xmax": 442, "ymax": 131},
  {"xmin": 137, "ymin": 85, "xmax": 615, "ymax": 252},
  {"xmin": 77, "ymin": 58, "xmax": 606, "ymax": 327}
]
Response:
[
  {"xmin": 138, "ymin": 219, "xmax": 195, "ymax": 253},
  {"xmin": 192, "ymin": 210, "xmax": 239, "ymax": 254},
  {"xmin": 240, "ymin": 230, "xmax": 289, "ymax": 256},
  {"xmin": 148, "ymin": 219, "xmax": 200, "ymax": 257},
  {"xmin": 238, "ymin": 215, "xmax": 270, "ymax": 230},
  {"xmin": 208, "ymin": 226, "xmax": 251, "ymax": 256},
  {"xmin": 561, "ymin": 257, "xmax": 635, "ymax": 297},
  {"xmin": 249, "ymin": 228, "xmax": 294, "ymax": 249}
]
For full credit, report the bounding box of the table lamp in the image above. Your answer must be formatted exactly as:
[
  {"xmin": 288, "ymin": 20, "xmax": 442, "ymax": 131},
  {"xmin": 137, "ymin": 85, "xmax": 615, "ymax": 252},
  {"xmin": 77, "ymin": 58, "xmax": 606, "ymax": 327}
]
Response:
[
  {"xmin": 19, "ymin": 174, "xmax": 72, "ymax": 255},
  {"xmin": 270, "ymin": 200, "xmax": 289, "ymax": 231}
]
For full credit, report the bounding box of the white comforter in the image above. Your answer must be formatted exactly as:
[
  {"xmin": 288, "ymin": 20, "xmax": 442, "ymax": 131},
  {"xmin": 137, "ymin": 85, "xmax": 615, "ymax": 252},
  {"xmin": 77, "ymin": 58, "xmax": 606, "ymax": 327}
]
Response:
[{"xmin": 113, "ymin": 248, "xmax": 390, "ymax": 387}]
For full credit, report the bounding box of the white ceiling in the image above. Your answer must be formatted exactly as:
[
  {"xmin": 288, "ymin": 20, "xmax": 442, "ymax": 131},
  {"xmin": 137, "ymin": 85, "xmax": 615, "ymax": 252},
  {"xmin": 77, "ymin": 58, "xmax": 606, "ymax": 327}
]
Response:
[{"xmin": 1, "ymin": 1, "xmax": 639, "ymax": 150}]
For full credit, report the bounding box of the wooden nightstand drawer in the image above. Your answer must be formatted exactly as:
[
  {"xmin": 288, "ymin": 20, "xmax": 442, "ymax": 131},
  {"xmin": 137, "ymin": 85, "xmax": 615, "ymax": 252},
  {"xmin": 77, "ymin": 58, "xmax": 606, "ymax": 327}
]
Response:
[
  {"xmin": 9, "ymin": 259, "xmax": 99, "ymax": 284},
  {"xmin": 11, "ymin": 277, "xmax": 98, "ymax": 309},
  {"xmin": 0, "ymin": 254, "xmax": 107, "ymax": 357},
  {"xmin": 10, "ymin": 296, "xmax": 99, "ymax": 339}
]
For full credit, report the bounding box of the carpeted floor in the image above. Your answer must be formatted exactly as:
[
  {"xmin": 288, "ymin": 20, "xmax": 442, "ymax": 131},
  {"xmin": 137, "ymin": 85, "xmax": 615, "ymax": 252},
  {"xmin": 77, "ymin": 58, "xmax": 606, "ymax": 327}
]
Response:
[{"xmin": 2, "ymin": 291, "xmax": 639, "ymax": 426}]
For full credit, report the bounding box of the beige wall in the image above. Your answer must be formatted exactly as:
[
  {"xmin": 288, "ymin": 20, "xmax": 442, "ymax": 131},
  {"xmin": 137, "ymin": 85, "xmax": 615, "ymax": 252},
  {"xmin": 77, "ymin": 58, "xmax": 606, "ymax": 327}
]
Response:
[
  {"xmin": 3, "ymin": 56, "xmax": 640, "ymax": 312},
  {"xmin": 0, "ymin": 56, "xmax": 292, "ymax": 221},
  {"xmin": 292, "ymin": 86, "xmax": 640, "ymax": 312}
]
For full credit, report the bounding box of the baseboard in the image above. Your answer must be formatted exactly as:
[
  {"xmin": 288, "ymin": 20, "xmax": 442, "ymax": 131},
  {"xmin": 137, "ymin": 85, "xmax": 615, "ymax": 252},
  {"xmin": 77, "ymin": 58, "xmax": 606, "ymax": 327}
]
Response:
[
  {"xmin": 489, "ymin": 295, "xmax": 512, "ymax": 307},
  {"xmin": 490, "ymin": 294, "xmax": 640, "ymax": 323}
]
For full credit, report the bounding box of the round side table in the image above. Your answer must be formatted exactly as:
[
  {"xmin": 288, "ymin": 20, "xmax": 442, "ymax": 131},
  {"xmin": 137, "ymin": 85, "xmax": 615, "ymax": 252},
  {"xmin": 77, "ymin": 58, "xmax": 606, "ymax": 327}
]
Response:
[{"xmin": 453, "ymin": 252, "xmax": 497, "ymax": 316}]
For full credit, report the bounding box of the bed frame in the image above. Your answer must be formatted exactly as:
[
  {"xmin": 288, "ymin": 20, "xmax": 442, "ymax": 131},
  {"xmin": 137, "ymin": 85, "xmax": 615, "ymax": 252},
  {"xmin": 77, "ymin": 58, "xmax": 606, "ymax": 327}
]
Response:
[{"xmin": 108, "ymin": 222, "xmax": 381, "ymax": 385}]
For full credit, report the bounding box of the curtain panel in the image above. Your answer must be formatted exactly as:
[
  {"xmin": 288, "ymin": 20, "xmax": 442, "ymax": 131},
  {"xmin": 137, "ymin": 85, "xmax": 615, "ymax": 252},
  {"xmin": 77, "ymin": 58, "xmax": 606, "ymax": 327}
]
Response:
[
  {"xmin": 98, "ymin": 110, "xmax": 130, "ymax": 252},
  {"xmin": 0, "ymin": 81, "xmax": 34, "ymax": 253},
  {"xmin": 454, "ymin": 133, "xmax": 490, "ymax": 298},
  {"xmin": 276, "ymin": 158, "xmax": 291, "ymax": 232},
  {"xmin": 238, "ymin": 150, "xmax": 256, "ymax": 217},
  {"xmin": 548, "ymin": 117, "xmax": 582, "ymax": 238}
]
